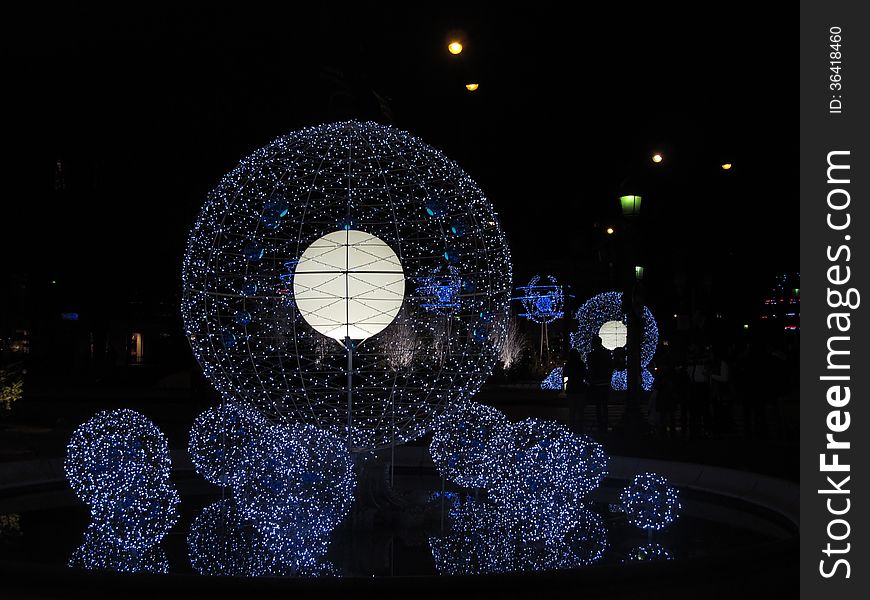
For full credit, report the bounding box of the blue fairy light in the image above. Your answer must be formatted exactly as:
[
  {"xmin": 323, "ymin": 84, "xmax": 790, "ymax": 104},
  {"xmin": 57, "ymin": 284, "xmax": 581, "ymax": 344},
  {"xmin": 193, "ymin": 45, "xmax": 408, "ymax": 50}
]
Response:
[
  {"xmin": 515, "ymin": 275, "xmax": 565, "ymax": 324},
  {"xmin": 89, "ymin": 481, "xmax": 180, "ymax": 551},
  {"xmin": 540, "ymin": 366, "xmax": 564, "ymax": 390}
]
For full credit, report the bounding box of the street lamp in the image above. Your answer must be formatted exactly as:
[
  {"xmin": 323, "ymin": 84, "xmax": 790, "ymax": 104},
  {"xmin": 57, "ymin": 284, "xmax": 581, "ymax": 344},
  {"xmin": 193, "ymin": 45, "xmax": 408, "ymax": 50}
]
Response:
[
  {"xmin": 448, "ymin": 41, "xmax": 463, "ymax": 55},
  {"xmin": 652, "ymin": 152, "xmax": 663, "ymax": 164},
  {"xmin": 465, "ymin": 83, "xmax": 479, "ymax": 91},
  {"xmin": 619, "ymin": 195, "xmax": 642, "ymax": 218}
]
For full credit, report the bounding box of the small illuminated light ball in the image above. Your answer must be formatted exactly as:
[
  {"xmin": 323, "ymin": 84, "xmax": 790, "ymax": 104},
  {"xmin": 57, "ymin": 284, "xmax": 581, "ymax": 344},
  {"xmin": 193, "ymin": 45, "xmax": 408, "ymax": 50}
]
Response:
[
  {"xmin": 448, "ymin": 41, "xmax": 463, "ymax": 54},
  {"xmin": 652, "ymin": 153, "xmax": 663, "ymax": 163},
  {"xmin": 606, "ymin": 227, "xmax": 614, "ymax": 235},
  {"xmin": 90, "ymin": 481, "xmax": 180, "ymax": 550},
  {"xmin": 722, "ymin": 163, "xmax": 733, "ymax": 170},
  {"xmin": 188, "ymin": 402, "xmax": 270, "ymax": 487},
  {"xmin": 65, "ymin": 409, "xmax": 172, "ymax": 505},
  {"xmin": 465, "ymin": 83, "xmax": 479, "ymax": 91},
  {"xmin": 293, "ymin": 229, "xmax": 405, "ymax": 341},
  {"xmin": 619, "ymin": 472, "xmax": 681, "ymax": 531}
]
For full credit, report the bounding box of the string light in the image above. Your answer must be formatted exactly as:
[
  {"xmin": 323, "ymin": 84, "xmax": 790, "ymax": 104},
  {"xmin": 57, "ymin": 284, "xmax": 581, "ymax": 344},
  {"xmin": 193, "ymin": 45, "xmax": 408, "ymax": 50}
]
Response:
[
  {"xmin": 181, "ymin": 120, "xmax": 512, "ymax": 451},
  {"xmin": 619, "ymin": 472, "xmax": 681, "ymax": 531},
  {"xmin": 514, "ymin": 275, "xmax": 564, "ymax": 324}
]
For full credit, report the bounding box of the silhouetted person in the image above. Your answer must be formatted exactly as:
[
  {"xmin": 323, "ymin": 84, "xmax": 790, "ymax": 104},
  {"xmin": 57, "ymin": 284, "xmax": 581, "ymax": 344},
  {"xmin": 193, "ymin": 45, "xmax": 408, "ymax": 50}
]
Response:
[
  {"xmin": 563, "ymin": 348, "xmax": 589, "ymax": 433},
  {"xmin": 587, "ymin": 336, "xmax": 613, "ymax": 435}
]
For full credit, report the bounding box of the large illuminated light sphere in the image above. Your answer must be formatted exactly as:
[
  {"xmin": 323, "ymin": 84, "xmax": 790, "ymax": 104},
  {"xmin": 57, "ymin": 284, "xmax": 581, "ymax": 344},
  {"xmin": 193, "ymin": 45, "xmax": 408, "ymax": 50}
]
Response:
[
  {"xmin": 182, "ymin": 121, "xmax": 512, "ymax": 451},
  {"xmin": 293, "ymin": 229, "xmax": 405, "ymax": 340}
]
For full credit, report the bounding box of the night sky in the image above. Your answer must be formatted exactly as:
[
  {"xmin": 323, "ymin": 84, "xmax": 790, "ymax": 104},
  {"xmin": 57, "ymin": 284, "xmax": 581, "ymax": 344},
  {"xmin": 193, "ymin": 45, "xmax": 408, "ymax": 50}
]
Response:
[{"xmin": 1, "ymin": 4, "xmax": 797, "ymax": 322}]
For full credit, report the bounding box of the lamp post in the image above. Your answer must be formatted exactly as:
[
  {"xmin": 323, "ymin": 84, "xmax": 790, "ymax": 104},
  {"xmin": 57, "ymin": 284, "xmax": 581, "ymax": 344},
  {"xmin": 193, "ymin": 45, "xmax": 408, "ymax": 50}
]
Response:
[{"xmin": 618, "ymin": 183, "xmax": 645, "ymax": 433}]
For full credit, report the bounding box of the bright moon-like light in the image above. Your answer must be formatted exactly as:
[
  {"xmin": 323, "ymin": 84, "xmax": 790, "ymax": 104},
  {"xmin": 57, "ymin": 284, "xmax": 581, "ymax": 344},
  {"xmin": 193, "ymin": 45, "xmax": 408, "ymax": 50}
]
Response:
[
  {"xmin": 465, "ymin": 83, "xmax": 479, "ymax": 91},
  {"xmin": 652, "ymin": 153, "xmax": 663, "ymax": 163},
  {"xmin": 448, "ymin": 41, "xmax": 463, "ymax": 55},
  {"xmin": 721, "ymin": 163, "xmax": 732, "ymax": 170},
  {"xmin": 598, "ymin": 320, "xmax": 628, "ymax": 351},
  {"xmin": 606, "ymin": 227, "xmax": 615, "ymax": 235},
  {"xmin": 293, "ymin": 230, "xmax": 405, "ymax": 341}
]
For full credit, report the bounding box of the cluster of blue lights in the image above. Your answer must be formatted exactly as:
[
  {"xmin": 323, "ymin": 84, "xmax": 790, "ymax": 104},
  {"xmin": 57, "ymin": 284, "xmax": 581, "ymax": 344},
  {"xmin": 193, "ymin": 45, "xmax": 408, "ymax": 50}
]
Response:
[
  {"xmin": 429, "ymin": 401, "xmax": 514, "ymax": 489},
  {"xmin": 65, "ymin": 409, "xmax": 179, "ymax": 562},
  {"xmin": 188, "ymin": 403, "xmax": 355, "ymax": 542},
  {"xmin": 619, "ymin": 472, "xmax": 681, "ymax": 531},
  {"xmin": 429, "ymin": 402, "xmax": 609, "ymax": 562},
  {"xmin": 515, "ymin": 275, "xmax": 564, "ymax": 324},
  {"xmin": 540, "ymin": 366, "xmax": 564, "ymax": 390},
  {"xmin": 610, "ymin": 368, "xmax": 656, "ymax": 392},
  {"xmin": 182, "ymin": 120, "xmax": 512, "ymax": 451}
]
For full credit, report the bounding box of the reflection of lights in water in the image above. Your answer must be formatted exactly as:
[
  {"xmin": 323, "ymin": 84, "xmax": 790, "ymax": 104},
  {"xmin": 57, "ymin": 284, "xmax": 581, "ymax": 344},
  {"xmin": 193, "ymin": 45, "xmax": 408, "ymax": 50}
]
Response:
[
  {"xmin": 626, "ymin": 543, "xmax": 673, "ymax": 562},
  {"xmin": 620, "ymin": 472, "xmax": 681, "ymax": 531},
  {"xmin": 70, "ymin": 524, "xmax": 169, "ymax": 574},
  {"xmin": 430, "ymin": 496, "xmax": 608, "ymax": 574},
  {"xmin": 429, "ymin": 407, "xmax": 610, "ymax": 574},
  {"xmin": 89, "ymin": 481, "xmax": 179, "ymax": 550},
  {"xmin": 188, "ymin": 499, "xmax": 339, "ymax": 577}
]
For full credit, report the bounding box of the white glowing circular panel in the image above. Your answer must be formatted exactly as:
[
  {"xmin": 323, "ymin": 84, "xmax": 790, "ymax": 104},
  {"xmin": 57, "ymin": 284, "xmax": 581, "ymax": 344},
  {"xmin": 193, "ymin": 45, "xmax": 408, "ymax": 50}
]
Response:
[
  {"xmin": 293, "ymin": 229, "xmax": 405, "ymax": 341},
  {"xmin": 598, "ymin": 320, "xmax": 627, "ymax": 351}
]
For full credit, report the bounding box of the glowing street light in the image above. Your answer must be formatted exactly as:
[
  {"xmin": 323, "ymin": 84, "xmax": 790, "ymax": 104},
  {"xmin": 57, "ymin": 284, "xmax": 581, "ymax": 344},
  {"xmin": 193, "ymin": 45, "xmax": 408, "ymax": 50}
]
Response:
[
  {"xmin": 721, "ymin": 163, "xmax": 732, "ymax": 170},
  {"xmin": 619, "ymin": 195, "xmax": 642, "ymax": 218},
  {"xmin": 448, "ymin": 41, "xmax": 463, "ymax": 55},
  {"xmin": 606, "ymin": 227, "xmax": 615, "ymax": 235},
  {"xmin": 465, "ymin": 83, "xmax": 479, "ymax": 91},
  {"xmin": 652, "ymin": 153, "xmax": 663, "ymax": 164}
]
